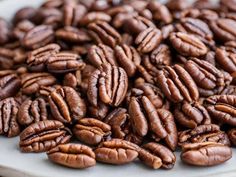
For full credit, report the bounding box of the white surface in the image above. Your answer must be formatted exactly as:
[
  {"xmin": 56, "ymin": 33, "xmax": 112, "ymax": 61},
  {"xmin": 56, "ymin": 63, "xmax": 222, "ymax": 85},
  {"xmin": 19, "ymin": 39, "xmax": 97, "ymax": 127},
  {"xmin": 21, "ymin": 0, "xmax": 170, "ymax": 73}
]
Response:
[
  {"xmin": 1, "ymin": 0, "xmax": 236, "ymax": 177},
  {"xmin": 0, "ymin": 137, "xmax": 236, "ymax": 177}
]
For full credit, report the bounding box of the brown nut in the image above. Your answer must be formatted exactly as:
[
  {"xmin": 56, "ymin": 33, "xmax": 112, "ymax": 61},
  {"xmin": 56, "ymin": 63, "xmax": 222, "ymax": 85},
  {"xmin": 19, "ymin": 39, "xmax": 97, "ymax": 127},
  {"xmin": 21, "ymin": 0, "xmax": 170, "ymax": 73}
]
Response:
[
  {"xmin": 88, "ymin": 21, "xmax": 121, "ymax": 48},
  {"xmin": 47, "ymin": 52, "xmax": 85, "ymax": 74},
  {"xmin": 22, "ymin": 25, "xmax": 54, "ymax": 49},
  {"xmin": 135, "ymin": 27, "xmax": 162, "ymax": 54},
  {"xmin": 139, "ymin": 142, "xmax": 176, "ymax": 169},
  {"xmin": 228, "ymin": 128, "xmax": 236, "ymax": 146},
  {"xmin": 21, "ymin": 72, "xmax": 57, "ymax": 95},
  {"xmin": 73, "ymin": 118, "xmax": 111, "ymax": 145},
  {"xmin": 181, "ymin": 142, "xmax": 232, "ymax": 166},
  {"xmin": 169, "ymin": 32, "xmax": 208, "ymax": 57},
  {"xmin": 178, "ymin": 124, "xmax": 230, "ymax": 146},
  {"xmin": 48, "ymin": 86, "xmax": 86, "ymax": 124},
  {"xmin": 94, "ymin": 139, "xmax": 139, "ymax": 165},
  {"xmin": 156, "ymin": 64, "xmax": 199, "ymax": 103},
  {"xmin": 19, "ymin": 120, "xmax": 72, "ymax": 153},
  {"xmin": 184, "ymin": 57, "xmax": 230, "ymax": 97},
  {"xmin": 115, "ymin": 44, "xmax": 141, "ymax": 77},
  {"xmin": 27, "ymin": 43, "xmax": 60, "ymax": 72},
  {"xmin": 104, "ymin": 108, "xmax": 130, "ymax": 139},
  {"xmin": 17, "ymin": 97, "xmax": 48, "ymax": 126},
  {"xmin": 88, "ymin": 44, "xmax": 118, "ymax": 68},
  {"xmin": 87, "ymin": 64, "xmax": 128, "ymax": 107},
  {"xmin": 47, "ymin": 143, "xmax": 96, "ymax": 169},
  {"xmin": 174, "ymin": 101, "xmax": 211, "ymax": 129},
  {"xmin": 0, "ymin": 97, "xmax": 20, "ymax": 137},
  {"xmin": 0, "ymin": 70, "xmax": 21, "ymax": 100},
  {"xmin": 205, "ymin": 95, "xmax": 236, "ymax": 126}
]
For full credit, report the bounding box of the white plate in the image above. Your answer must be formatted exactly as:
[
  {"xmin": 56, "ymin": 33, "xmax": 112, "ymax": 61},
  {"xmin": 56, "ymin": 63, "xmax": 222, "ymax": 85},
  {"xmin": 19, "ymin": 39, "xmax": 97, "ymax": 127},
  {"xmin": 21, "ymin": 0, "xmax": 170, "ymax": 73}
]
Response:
[{"xmin": 0, "ymin": 0, "xmax": 236, "ymax": 177}]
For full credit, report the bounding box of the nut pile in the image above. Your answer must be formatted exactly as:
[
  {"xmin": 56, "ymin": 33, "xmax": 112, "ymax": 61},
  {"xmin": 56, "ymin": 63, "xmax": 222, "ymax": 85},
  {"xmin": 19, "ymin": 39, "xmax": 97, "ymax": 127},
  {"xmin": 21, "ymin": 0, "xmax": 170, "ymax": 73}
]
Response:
[{"xmin": 0, "ymin": 0, "xmax": 236, "ymax": 169}]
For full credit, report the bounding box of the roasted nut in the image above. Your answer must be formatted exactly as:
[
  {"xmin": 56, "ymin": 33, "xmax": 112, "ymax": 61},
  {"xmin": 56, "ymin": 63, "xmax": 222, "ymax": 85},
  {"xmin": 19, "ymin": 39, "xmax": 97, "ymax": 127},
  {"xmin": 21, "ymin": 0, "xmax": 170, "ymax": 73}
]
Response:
[
  {"xmin": 0, "ymin": 97, "xmax": 20, "ymax": 137},
  {"xmin": 139, "ymin": 142, "xmax": 176, "ymax": 169},
  {"xmin": 21, "ymin": 72, "xmax": 57, "ymax": 95},
  {"xmin": 48, "ymin": 86, "xmax": 86, "ymax": 124},
  {"xmin": 169, "ymin": 32, "xmax": 208, "ymax": 57},
  {"xmin": 87, "ymin": 64, "xmax": 128, "ymax": 107},
  {"xmin": 178, "ymin": 124, "xmax": 230, "ymax": 146},
  {"xmin": 73, "ymin": 118, "xmax": 111, "ymax": 145},
  {"xmin": 19, "ymin": 120, "xmax": 71, "ymax": 152},
  {"xmin": 181, "ymin": 142, "xmax": 232, "ymax": 166},
  {"xmin": 156, "ymin": 64, "xmax": 199, "ymax": 103},
  {"xmin": 174, "ymin": 101, "xmax": 211, "ymax": 128},
  {"xmin": 27, "ymin": 43, "xmax": 60, "ymax": 72},
  {"xmin": 94, "ymin": 139, "xmax": 139, "ymax": 165},
  {"xmin": 47, "ymin": 143, "xmax": 96, "ymax": 169},
  {"xmin": 205, "ymin": 95, "xmax": 236, "ymax": 126},
  {"xmin": 17, "ymin": 97, "xmax": 48, "ymax": 126},
  {"xmin": 0, "ymin": 70, "xmax": 21, "ymax": 100}
]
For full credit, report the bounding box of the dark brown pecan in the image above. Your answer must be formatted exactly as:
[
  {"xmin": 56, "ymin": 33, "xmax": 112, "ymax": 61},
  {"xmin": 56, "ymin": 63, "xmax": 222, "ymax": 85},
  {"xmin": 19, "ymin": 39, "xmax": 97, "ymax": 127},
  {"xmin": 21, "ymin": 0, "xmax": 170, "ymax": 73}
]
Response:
[
  {"xmin": 79, "ymin": 12, "xmax": 111, "ymax": 26},
  {"xmin": 115, "ymin": 44, "xmax": 141, "ymax": 77},
  {"xmin": 123, "ymin": 15, "xmax": 155, "ymax": 35},
  {"xmin": 156, "ymin": 65, "xmax": 199, "ymax": 103},
  {"xmin": 150, "ymin": 44, "xmax": 172, "ymax": 68},
  {"xmin": 88, "ymin": 21, "xmax": 121, "ymax": 48},
  {"xmin": 169, "ymin": 32, "xmax": 208, "ymax": 57},
  {"xmin": 22, "ymin": 25, "xmax": 54, "ymax": 49},
  {"xmin": 21, "ymin": 72, "xmax": 57, "ymax": 95},
  {"xmin": 104, "ymin": 108, "xmax": 130, "ymax": 139},
  {"xmin": 27, "ymin": 43, "xmax": 60, "ymax": 72},
  {"xmin": 47, "ymin": 144, "xmax": 96, "ymax": 169},
  {"xmin": 174, "ymin": 101, "xmax": 211, "ymax": 129},
  {"xmin": 48, "ymin": 86, "xmax": 86, "ymax": 124},
  {"xmin": 178, "ymin": 124, "xmax": 230, "ymax": 146},
  {"xmin": 88, "ymin": 44, "xmax": 118, "ymax": 68},
  {"xmin": 47, "ymin": 52, "xmax": 85, "ymax": 74},
  {"xmin": 0, "ymin": 47, "xmax": 15, "ymax": 70},
  {"xmin": 88, "ymin": 101, "xmax": 109, "ymax": 120},
  {"xmin": 210, "ymin": 18, "xmax": 236, "ymax": 42},
  {"xmin": 129, "ymin": 95, "xmax": 177, "ymax": 150},
  {"xmin": 131, "ymin": 79, "xmax": 170, "ymax": 109},
  {"xmin": 13, "ymin": 7, "xmax": 37, "ymax": 24},
  {"xmin": 63, "ymin": 73, "xmax": 77, "ymax": 89},
  {"xmin": 205, "ymin": 95, "xmax": 236, "ymax": 126},
  {"xmin": 135, "ymin": 27, "xmax": 162, "ymax": 53},
  {"xmin": 215, "ymin": 46, "xmax": 236, "ymax": 74},
  {"xmin": 76, "ymin": 64, "xmax": 96, "ymax": 92},
  {"xmin": 106, "ymin": 5, "xmax": 134, "ymax": 17},
  {"xmin": 147, "ymin": 1, "xmax": 172, "ymax": 24},
  {"xmin": 112, "ymin": 11, "xmax": 137, "ymax": 29},
  {"xmin": 220, "ymin": 0, "xmax": 236, "ymax": 12},
  {"xmin": 166, "ymin": 0, "xmax": 190, "ymax": 11},
  {"xmin": 63, "ymin": 4, "xmax": 87, "ymax": 26},
  {"xmin": 184, "ymin": 58, "xmax": 229, "ymax": 96},
  {"xmin": 94, "ymin": 139, "xmax": 138, "ymax": 165},
  {"xmin": 17, "ymin": 98, "xmax": 48, "ymax": 126},
  {"xmin": 0, "ymin": 18, "xmax": 10, "ymax": 44},
  {"xmin": 87, "ymin": 64, "xmax": 128, "ymax": 107},
  {"xmin": 181, "ymin": 142, "xmax": 232, "ymax": 166},
  {"xmin": 221, "ymin": 85, "xmax": 236, "ymax": 95},
  {"xmin": 73, "ymin": 118, "xmax": 111, "ymax": 145},
  {"xmin": 137, "ymin": 55, "xmax": 160, "ymax": 84},
  {"xmin": 12, "ymin": 20, "xmax": 35, "ymax": 40},
  {"xmin": 139, "ymin": 142, "xmax": 176, "ymax": 169},
  {"xmin": 19, "ymin": 120, "xmax": 71, "ymax": 153},
  {"xmin": 178, "ymin": 17, "xmax": 214, "ymax": 47},
  {"xmin": 161, "ymin": 24, "xmax": 175, "ymax": 39},
  {"xmin": 228, "ymin": 128, "xmax": 236, "ymax": 146},
  {"xmin": 55, "ymin": 27, "xmax": 91, "ymax": 43},
  {"xmin": 0, "ymin": 97, "xmax": 20, "ymax": 137},
  {"xmin": 0, "ymin": 70, "xmax": 21, "ymax": 100}
]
